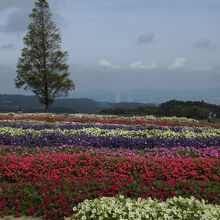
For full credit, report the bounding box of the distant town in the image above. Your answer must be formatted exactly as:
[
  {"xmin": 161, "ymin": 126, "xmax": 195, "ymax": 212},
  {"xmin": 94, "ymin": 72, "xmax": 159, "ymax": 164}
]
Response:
[{"xmin": 69, "ymin": 87, "xmax": 220, "ymax": 105}]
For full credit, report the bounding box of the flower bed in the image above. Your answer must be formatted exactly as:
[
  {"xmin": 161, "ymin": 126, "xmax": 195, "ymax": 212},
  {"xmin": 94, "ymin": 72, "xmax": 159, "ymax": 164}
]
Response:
[
  {"xmin": 0, "ymin": 113, "xmax": 218, "ymax": 128},
  {"xmin": 1, "ymin": 154, "xmax": 219, "ymax": 182},
  {"xmin": 66, "ymin": 195, "xmax": 220, "ymax": 220},
  {"xmin": 0, "ymin": 145, "xmax": 219, "ymax": 159},
  {"xmin": 0, "ymin": 126, "xmax": 220, "ymax": 139},
  {"xmin": 0, "ymin": 113, "xmax": 219, "ymax": 219}
]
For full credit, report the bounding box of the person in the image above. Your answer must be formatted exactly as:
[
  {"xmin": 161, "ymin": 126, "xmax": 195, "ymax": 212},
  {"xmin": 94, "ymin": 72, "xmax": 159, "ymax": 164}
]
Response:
[
  {"xmin": 212, "ymin": 113, "xmax": 216, "ymax": 123},
  {"xmin": 208, "ymin": 112, "xmax": 212, "ymax": 123},
  {"xmin": 18, "ymin": 107, "xmax": 23, "ymax": 114}
]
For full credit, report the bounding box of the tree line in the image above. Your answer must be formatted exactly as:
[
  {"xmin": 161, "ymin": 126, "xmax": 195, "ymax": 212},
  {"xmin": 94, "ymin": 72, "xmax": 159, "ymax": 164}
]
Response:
[{"xmin": 100, "ymin": 100, "xmax": 220, "ymax": 120}]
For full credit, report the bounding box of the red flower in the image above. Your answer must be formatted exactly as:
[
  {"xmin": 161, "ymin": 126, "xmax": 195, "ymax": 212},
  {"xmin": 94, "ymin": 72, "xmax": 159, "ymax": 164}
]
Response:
[
  {"xmin": 29, "ymin": 208, "xmax": 35, "ymax": 215},
  {"xmin": 0, "ymin": 201, "xmax": 6, "ymax": 208},
  {"xmin": 50, "ymin": 210, "xmax": 58, "ymax": 215},
  {"xmin": 15, "ymin": 211, "xmax": 20, "ymax": 217},
  {"xmin": 41, "ymin": 204, "xmax": 47, "ymax": 211},
  {"xmin": 171, "ymin": 191, "xmax": 177, "ymax": 196}
]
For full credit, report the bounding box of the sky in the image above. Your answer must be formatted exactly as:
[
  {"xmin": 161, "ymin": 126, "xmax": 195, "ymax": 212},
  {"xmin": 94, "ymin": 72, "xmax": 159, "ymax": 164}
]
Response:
[{"xmin": 0, "ymin": 0, "xmax": 220, "ymax": 95}]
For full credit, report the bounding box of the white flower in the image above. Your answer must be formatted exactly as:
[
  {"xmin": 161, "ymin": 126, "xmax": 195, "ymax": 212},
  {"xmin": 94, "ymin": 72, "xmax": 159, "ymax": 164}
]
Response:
[
  {"xmin": 128, "ymin": 212, "xmax": 135, "ymax": 218},
  {"xmin": 166, "ymin": 209, "xmax": 171, "ymax": 214},
  {"xmin": 152, "ymin": 213, "xmax": 157, "ymax": 217},
  {"xmin": 164, "ymin": 214, "xmax": 169, "ymax": 219}
]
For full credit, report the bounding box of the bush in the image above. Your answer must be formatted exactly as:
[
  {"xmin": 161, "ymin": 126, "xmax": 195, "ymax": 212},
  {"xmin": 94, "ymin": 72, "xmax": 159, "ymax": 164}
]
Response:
[{"xmin": 66, "ymin": 195, "xmax": 220, "ymax": 220}]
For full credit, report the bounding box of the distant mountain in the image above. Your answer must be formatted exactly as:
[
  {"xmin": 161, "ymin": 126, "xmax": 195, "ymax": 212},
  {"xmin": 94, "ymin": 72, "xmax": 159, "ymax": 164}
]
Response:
[
  {"xmin": 0, "ymin": 94, "xmax": 153, "ymax": 113},
  {"xmin": 68, "ymin": 87, "xmax": 220, "ymax": 105}
]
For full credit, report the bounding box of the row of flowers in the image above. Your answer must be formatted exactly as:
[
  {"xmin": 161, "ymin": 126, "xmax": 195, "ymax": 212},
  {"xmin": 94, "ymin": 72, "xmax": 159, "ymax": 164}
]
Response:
[
  {"xmin": 0, "ymin": 153, "xmax": 219, "ymax": 182},
  {"xmin": 1, "ymin": 122, "xmax": 217, "ymax": 133},
  {"xmin": 0, "ymin": 113, "xmax": 200, "ymax": 123},
  {"xmin": 0, "ymin": 114, "xmax": 218, "ymax": 128},
  {"xmin": 0, "ymin": 133, "xmax": 219, "ymax": 149},
  {"xmin": 0, "ymin": 145, "xmax": 219, "ymax": 159},
  {"xmin": 0, "ymin": 126, "xmax": 219, "ymax": 139}
]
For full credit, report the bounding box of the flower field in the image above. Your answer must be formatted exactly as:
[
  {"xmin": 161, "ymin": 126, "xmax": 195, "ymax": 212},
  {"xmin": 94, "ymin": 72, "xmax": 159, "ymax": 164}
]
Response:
[{"xmin": 0, "ymin": 113, "xmax": 219, "ymax": 219}]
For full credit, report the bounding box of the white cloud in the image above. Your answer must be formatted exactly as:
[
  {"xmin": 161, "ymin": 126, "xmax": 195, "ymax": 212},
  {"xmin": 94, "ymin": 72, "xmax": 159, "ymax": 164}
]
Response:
[
  {"xmin": 168, "ymin": 57, "xmax": 185, "ymax": 70},
  {"xmin": 193, "ymin": 65, "xmax": 212, "ymax": 71},
  {"xmin": 130, "ymin": 61, "xmax": 145, "ymax": 69},
  {"xmin": 98, "ymin": 59, "xmax": 119, "ymax": 69},
  {"xmin": 130, "ymin": 61, "xmax": 158, "ymax": 70}
]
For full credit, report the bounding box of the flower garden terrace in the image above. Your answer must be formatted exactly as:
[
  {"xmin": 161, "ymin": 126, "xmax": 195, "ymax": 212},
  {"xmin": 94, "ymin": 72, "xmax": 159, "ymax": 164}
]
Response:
[
  {"xmin": 0, "ymin": 113, "xmax": 219, "ymax": 128},
  {"xmin": 0, "ymin": 113, "xmax": 219, "ymax": 219}
]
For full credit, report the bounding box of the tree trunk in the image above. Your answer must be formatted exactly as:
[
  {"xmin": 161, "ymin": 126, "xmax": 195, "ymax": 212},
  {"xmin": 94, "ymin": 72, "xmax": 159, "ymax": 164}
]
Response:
[
  {"xmin": 45, "ymin": 94, "xmax": 50, "ymax": 113},
  {"xmin": 45, "ymin": 102, "xmax": 50, "ymax": 113}
]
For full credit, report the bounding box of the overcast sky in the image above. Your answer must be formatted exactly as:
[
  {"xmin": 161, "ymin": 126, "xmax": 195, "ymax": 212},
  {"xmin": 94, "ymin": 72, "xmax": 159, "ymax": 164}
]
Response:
[{"xmin": 0, "ymin": 0, "xmax": 220, "ymax": 95}]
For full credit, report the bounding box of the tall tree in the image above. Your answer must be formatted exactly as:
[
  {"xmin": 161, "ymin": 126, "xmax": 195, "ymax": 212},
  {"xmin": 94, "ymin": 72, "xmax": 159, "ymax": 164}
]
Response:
[{"xmin": 15, "ymin": 0, "xmax": 75, "ymax": 112}]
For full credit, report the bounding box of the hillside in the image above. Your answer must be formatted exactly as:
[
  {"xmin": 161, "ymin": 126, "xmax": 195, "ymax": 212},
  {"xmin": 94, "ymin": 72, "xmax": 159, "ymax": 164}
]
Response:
[
  {"xmin": 100, "ymin": 100, "xmax": 220, "ymax": 120},
  {"xmin": 0, "ymin": 94, "xmax": 152, "ymax": 113}
]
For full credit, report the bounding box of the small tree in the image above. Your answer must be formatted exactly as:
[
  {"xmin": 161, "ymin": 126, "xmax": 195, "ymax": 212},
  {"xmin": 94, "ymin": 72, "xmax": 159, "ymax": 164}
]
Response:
[{"xmin": 15, "ymin": 0, "xmax": 75, "ymax": 112}]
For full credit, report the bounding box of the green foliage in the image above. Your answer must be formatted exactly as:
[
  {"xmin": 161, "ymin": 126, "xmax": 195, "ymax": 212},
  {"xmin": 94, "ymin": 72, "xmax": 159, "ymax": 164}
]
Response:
[
  {"xmin": 100, "ymin": 100, "xmax": 220, "ymax": 120},
  {"xmin": 15, "ymin": 0, "xmax": 75, "ymax": 112}
]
